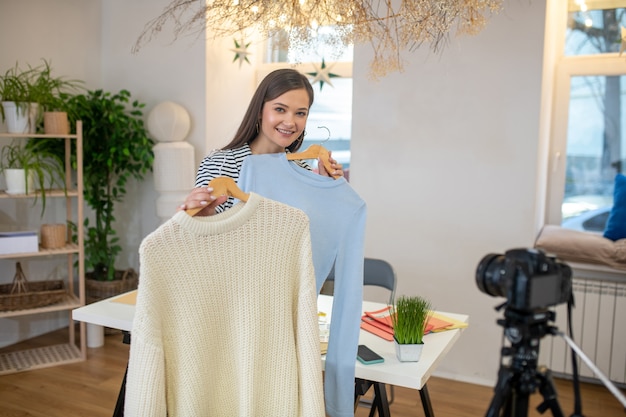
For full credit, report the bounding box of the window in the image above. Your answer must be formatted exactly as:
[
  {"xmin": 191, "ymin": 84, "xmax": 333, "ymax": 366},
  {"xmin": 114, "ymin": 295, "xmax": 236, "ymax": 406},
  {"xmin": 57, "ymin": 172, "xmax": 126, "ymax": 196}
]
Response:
[
  {"xmin": 304, "ymin": 77, "xmax": 352, "ymax": 171},
  {"xmin": 545, "ymin": 1, "xmax": 626, "ymax": 232},
  {"xmin": 260, "ymin": 28, "xmax": 354, "ymax": 173},
  {"xmin": 565, "ymin": 3, "xmax": 625, "ymax": 56}
]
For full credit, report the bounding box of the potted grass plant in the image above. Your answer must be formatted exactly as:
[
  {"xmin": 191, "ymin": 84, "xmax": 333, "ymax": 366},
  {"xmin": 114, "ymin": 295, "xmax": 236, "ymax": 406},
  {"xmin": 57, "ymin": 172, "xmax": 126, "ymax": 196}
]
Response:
[{"xmin": 391, "ymin": 295, "xmax": 433, "ymax": 362}]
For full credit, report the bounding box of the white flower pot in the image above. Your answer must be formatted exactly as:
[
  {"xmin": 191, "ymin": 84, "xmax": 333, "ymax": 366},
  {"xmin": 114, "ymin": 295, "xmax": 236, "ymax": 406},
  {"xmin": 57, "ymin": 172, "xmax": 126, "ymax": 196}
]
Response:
[
  {"xmin": 394, "ymin": 339, "xmax": 424, "ymax": 362},
  {"xmin": 4, "ymin": 168, "xmax": 34, "ymax": 195},
  {"xmin": 2, "ymin": 102, "xmax": 39, "ymax": 134},
  {"xmin": 2, "ymin": 102, "xmax": 29, "ymax": 133}
]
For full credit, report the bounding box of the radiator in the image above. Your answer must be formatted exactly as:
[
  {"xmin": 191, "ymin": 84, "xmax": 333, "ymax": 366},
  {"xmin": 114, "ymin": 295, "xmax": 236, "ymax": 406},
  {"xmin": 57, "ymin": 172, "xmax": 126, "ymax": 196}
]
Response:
[{"xmin": 539, "ymin": 275, "xmax": 626, "ymax": 386}]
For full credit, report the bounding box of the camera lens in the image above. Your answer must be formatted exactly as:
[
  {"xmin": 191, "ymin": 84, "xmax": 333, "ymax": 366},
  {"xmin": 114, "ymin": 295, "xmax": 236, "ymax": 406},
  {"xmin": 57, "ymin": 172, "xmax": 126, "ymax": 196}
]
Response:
[{"xmin": 476, "ymin": 253, "xmax": 507, "ymax": 298}]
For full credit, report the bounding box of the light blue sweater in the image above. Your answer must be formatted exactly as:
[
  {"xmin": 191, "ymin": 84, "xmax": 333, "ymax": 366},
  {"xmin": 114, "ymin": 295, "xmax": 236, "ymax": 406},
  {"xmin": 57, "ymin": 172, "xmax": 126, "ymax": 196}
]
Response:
[{"xmin": 238, "ymin": 153, "xmax": 367, "ymax": 417}]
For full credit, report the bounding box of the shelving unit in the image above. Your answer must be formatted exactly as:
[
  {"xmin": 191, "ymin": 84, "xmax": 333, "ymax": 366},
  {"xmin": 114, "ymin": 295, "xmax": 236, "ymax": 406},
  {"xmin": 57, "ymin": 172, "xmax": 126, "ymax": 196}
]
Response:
[{"xmin": 0, "ymin": 121, "xmax": 85, "ymax": 375}]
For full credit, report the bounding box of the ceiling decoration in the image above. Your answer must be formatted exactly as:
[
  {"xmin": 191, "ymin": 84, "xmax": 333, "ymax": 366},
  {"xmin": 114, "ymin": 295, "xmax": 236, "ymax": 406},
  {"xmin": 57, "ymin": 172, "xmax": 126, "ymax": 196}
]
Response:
[
  {"xmin": 230, "ymin": 38, "xmax": 252, "ymax": 67},
  {"xmin": 306, "ymin": 59, "xmax": 340, "ymax": 90},
  {"xmin": 134, "ymin": 0, "xmax": 502, "ymax": 78}
]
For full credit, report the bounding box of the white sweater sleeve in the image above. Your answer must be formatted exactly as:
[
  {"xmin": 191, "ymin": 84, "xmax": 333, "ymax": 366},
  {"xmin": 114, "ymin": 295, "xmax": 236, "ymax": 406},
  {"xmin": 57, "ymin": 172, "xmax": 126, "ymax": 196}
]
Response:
[
  {"xmin": 295, "ymin": 229, "xmax": 326, "ymax": 416},
  {"xmin": 124, "ymin": 252, "xmax": 167, "ymax": 417}
]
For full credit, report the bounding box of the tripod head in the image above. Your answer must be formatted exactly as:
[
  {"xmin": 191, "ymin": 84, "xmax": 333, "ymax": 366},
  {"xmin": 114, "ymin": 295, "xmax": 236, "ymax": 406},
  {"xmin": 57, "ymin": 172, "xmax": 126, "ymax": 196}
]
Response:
[
  {"xmin": 497, "ymin": 306, "xmax": 555, "ymax": 357},
  {"xmin": 499, "ymin": 308, "xmax": 556, "ymax": 392},
  {"xmin": 486, "ymin": 304, "xmax": 565, "ymax": 417}
]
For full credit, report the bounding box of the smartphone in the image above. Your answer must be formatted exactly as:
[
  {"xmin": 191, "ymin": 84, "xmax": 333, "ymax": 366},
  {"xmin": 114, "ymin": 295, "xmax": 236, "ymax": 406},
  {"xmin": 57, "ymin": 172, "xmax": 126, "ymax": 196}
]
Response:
[{"xmin": 357, "ymin": 344, "xmax": 384, "ymax": 365}]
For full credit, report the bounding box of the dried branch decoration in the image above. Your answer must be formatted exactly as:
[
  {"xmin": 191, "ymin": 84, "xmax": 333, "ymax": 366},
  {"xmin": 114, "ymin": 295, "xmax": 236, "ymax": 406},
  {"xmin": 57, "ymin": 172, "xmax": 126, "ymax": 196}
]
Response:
[{"xmin": 133, "ymin": 0, "xmax": 502, "ymax": 78}]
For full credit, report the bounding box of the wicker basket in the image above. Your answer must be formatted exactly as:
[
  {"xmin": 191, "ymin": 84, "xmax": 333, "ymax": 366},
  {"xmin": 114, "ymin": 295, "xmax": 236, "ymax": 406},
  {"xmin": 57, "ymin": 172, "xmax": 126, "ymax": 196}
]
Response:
[
  {"xmin": 43, "ymin": 111, "xmax": 69, "ymax": 135},
  {"xmin": 85, "ymin": 268, "xmax": 139, "ymax": 305},
  {"xmin": 0, "ymin": 262, "xmax": 66, "ymax": 312},
  {"xmin": 40, "ymin": 224, "xmax": 67, "ymax": 249}
]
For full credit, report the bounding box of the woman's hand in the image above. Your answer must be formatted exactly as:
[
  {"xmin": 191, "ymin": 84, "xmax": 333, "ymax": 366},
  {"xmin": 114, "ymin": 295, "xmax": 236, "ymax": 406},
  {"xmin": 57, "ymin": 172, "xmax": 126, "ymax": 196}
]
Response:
[
  {"xmin": 177, "ymin": 187, "xmax": 228, "ymax": 216},
  {"xmin": 318, "ymin": 151, "xmax": 344, "ymax": 178}
]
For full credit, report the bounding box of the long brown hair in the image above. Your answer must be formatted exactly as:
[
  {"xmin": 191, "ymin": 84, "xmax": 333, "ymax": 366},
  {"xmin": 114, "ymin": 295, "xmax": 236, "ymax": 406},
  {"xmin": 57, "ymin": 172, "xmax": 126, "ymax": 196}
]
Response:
[{"xmin": 223, "ymin": 69, "xmax": 314, "ymax": 152}]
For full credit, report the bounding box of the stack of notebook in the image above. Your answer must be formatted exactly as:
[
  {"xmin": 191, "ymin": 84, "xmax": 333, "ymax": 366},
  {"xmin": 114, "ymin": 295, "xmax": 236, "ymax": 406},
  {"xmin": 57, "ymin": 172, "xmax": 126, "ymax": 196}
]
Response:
[{"xmin": 360, "ymin": 306, "xmax": 468, "ymax": 341}]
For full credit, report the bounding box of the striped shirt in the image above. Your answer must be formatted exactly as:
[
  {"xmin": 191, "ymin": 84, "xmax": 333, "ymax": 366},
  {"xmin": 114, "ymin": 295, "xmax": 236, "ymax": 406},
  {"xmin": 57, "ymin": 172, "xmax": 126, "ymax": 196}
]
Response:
[{"xmin": 195, "ymin": 144, "xmax": 311, "ymax": 213}]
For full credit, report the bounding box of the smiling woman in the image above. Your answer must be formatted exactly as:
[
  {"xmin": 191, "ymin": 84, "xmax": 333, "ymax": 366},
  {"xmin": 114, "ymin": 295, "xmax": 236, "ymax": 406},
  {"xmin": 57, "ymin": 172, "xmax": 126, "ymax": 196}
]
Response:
[{"xmin": 261, "ymin": 30, "xmax": 354, "ymax": 174}]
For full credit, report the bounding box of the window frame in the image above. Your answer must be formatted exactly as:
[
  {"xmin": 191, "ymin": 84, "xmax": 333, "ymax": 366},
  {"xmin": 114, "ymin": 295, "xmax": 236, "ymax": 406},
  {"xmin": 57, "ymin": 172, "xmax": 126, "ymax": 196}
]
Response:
[{"xmin": 543, "ymin": 0, "xmax": 626, "ymax": 227}]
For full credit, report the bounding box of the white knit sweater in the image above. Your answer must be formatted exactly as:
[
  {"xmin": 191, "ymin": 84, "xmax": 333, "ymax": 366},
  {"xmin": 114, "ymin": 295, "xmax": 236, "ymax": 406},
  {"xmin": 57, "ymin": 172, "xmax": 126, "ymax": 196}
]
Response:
[{"xmin": 125, "ymin": 193, "xmax": 325, "ymax": 417}]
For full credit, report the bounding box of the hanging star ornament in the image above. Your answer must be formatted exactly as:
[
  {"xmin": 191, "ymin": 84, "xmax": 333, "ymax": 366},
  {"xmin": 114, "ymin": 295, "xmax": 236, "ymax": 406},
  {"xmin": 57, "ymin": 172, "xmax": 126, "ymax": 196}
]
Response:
[
  {"xmin": 230, "ymin": 39, "xmax": 251, "ymax": 67},
  {"xmin": 306, "ymin": 59, "xmax": 340, "ymax": 91}
]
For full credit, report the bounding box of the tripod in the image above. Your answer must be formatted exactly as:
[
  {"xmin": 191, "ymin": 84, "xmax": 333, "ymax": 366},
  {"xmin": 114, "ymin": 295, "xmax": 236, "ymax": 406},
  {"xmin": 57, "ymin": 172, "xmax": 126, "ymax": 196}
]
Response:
[{"xmin": 485, "ymin": 308, "xmax": 565, "ymax": 417}]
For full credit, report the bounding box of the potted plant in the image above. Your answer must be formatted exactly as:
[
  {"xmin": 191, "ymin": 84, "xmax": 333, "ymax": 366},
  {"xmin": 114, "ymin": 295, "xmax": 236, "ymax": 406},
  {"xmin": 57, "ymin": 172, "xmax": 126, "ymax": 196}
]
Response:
[
  {"xmin": 391, "ymin": 295, "xmax": 433, "ymax": 362},
  {"xmin": 28, "ymin": 60, "xmax": 83, "ymax": 134},
  {"xmin": 0, "ymin": 62, "xmax": 36, "ymax": 133},
  {"xmin": 0, "ymin": 139, "xmax": 65, "ymax": 214},
  {"xmin": 34, "ymin": 89, "xmax": 154, "ymax": 302},
  {"xmin": 0, "ymin": 60, "xmax": 83, "ymax": 134}
]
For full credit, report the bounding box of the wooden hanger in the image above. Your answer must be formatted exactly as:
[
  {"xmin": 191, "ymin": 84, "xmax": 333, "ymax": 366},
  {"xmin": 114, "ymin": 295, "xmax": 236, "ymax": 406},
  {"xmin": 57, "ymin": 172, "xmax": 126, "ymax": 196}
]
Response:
[
  {"xmin": 186, "ymin": 177, "xmax": 249, "ymax": 217},
  {"xmin": 286, "ymin": 144, "xmax": 341, "ymax": 179}
]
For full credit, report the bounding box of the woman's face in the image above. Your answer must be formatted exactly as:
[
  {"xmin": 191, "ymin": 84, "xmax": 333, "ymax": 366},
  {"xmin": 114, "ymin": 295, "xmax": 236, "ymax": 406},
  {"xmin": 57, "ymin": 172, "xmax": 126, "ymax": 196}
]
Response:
[{"xmin": 254, "ymin": 88, "xmax": 310, "ymax": 153}]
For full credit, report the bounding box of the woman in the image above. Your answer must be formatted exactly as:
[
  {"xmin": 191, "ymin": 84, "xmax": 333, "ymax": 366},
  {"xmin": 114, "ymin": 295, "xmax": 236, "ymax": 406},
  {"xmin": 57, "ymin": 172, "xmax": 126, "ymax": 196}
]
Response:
[{"xmin": 179, "ymin": 68, "xmax": 343, "ymax": 215}]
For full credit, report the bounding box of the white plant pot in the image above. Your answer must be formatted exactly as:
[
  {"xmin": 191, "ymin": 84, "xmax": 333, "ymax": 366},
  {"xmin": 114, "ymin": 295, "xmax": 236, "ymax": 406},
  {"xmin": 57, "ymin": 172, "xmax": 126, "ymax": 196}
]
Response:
[
  {"xmin": 4, "ymin": 168, "xmax": 34, "ymax": 195},
  {"xmin": 394, "ymin": 339, "xmax": 424, "ymax": 362},
  {"xmin": 2, "ymin": 102, "xmax": 29, "ymax": 133}
]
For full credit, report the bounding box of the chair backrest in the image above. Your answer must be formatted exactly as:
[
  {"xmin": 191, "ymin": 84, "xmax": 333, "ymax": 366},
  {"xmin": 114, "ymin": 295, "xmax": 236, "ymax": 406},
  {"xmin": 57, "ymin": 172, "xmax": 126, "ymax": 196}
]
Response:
[{"xmin": 324, "ymin": 257, "xmax": 397, "ymax": 305}]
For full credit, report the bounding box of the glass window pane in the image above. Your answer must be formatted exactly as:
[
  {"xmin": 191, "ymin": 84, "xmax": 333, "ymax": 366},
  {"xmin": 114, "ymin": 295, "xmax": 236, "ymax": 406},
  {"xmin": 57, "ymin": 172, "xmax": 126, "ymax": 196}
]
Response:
[
  {"xmin": 565, "ymin": 4, "xmax": 625, "ymax": 56},
  {"xmin": 302, "ymin": 78, "xmax": 352, "ymax": 172},
  {"xmin": 264, "ymin": 27, "xmax": 354, "ymax": 63},
  {"xmin": 561, "ymin": 75, "xmax": 626, "ymax": 232}
]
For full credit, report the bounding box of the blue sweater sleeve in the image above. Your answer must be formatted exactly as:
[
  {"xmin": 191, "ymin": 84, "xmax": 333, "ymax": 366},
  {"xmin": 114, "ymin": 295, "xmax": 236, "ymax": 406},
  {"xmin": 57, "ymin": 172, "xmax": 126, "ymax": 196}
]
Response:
[{"xmin": 323, "ymin": 201, "xmax": 366, "ymax": 417}]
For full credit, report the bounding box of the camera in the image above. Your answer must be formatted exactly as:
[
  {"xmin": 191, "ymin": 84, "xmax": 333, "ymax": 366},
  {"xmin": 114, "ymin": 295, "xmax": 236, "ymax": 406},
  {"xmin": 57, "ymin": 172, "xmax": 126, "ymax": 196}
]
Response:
[{"xmin": 476, "ymin": 248, "xmax": 572, "ymax": 312}]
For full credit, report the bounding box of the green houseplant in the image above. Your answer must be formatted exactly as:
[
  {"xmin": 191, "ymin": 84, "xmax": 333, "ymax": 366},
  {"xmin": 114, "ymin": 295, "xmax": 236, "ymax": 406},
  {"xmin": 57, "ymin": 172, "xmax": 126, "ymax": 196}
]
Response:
[
  {"xmin": 0, "ymin": 62, "xmax": 37, "ymax": 133},
  {"xmin": 27, "ymin": 59, "xmax": 83, "ymax": 112},
  {"xmin": 0, "ymin": 60, "xmax": 83, "ymax": 133},
  {"xmin": 391, "ymin": 295, "xmax": 432, "ymax": 362},
  {"xmin": 0, "ymin": 139, "xmax": 65, "ymax": 214},
  {"xmin": 27, "ymin": 60, "xmax": 83, "ymax": 134},
  {"xmin": 35, "ymin": 89, "xmax": 154, "ymax": 292}
]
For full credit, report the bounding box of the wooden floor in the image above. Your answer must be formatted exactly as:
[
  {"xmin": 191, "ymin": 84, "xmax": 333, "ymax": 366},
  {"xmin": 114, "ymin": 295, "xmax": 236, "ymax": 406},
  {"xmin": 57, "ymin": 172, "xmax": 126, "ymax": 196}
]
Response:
[{"xmin": 1, "ymin": 329, "xmax": 624, "ymax": 417}]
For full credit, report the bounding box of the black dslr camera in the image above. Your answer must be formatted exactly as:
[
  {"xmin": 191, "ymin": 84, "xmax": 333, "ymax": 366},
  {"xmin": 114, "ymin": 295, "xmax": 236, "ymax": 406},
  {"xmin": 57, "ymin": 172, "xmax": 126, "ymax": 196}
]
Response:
[{"xmin": 476, "ymin": 248, "xmax": 572, "ymax": 312}]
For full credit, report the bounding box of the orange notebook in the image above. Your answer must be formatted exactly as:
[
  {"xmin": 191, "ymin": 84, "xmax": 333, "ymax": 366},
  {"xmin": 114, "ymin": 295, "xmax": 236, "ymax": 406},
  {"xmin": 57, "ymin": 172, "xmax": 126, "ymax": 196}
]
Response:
[
  {"xmin": 364, "ymin": 306, "xmax": 395, "ymax": 328},
  {"xmin": 361, "ymin": 315, "xmax": 394, "ymax": 334},
  {"xmin": 360, "ymin": 320, "xmax": 394, "ymax": 341}
]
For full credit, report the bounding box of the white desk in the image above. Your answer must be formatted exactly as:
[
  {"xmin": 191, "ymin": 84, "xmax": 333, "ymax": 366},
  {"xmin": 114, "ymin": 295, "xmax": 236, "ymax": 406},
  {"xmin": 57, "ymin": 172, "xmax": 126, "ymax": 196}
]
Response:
[{"xmin": 73, "ymin": 292, "xmax": 468, "ymax": 416}]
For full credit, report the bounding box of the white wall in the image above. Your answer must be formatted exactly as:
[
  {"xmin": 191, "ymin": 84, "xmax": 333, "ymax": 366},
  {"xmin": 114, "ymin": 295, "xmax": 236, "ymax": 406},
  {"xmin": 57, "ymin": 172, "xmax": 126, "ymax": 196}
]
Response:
[
  {"xmin": 0, "ymin": 0, "xmax": 102, "ymax": 89},
  {"xmin": 99, "ymin": 0, "xmax": 207, "ymax": 268},
  {"xmin": 0, "ymin": 0, "xmax": 550, "ymax": 387},
  {"xmin": 99, "ymin": 0, "xmax": 258, "ymax": 266},
  {"xmin": 0, "ymin": 0, "xmax": 103, "ymax": 347},
  {"xmin": 350, "ymin": 1, "xmax": 547, "ymax": 385}
]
